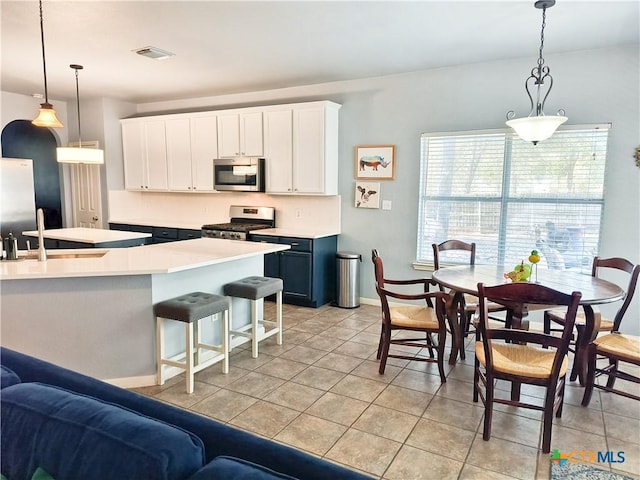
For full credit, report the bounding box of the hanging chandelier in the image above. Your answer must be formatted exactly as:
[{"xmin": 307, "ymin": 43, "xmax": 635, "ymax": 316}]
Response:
[
  {"xmin": 56, "ymin": 65, "xmax": 104, "ymax": 164},
  {"xmin": 506, "ymin": 0, "xmax": 567, "ymax": 145},
  {"xmin": 32, "ymin": 0, "xmax": 63, "ymax": 128}
]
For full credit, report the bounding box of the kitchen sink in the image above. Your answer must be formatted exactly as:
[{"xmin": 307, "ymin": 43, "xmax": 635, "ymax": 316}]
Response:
[
  {"xmin": 21, "ymin": 251, "xmax": 108, "ymax": 260},
  {"xmin": 47, "ymin": 252, "xmax": 107, "ymax": 259}
]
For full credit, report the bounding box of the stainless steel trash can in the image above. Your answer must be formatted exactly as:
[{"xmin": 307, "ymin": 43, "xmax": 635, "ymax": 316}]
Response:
[{"xmin": 336, "ymin": 252, "xmax": 362, "ymax": 308}]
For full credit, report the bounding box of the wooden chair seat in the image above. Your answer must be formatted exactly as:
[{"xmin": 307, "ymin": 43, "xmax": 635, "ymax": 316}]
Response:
[
  {"xmin": 594, "ymin": 333, "xmax": 640, "ymax": 362},
  {"xmin": 475, "ymin": 341, "xmax": 568, "ymax": 379},
  {"xmin": 546, "ymin": 308, "xmax": 614, "ymax": 330},
  {"xmin": 390, "ymin": 305, "xmax": 439, "ymax": 329},
  {"xmin": 463, "ymin": 294, "xmax": 504, "ymax": 313}
]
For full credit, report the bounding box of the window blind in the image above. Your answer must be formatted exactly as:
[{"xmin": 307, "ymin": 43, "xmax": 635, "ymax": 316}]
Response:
[{"xmin": 417, "ymin": 126, "xmax": 609, "ymax": 272}]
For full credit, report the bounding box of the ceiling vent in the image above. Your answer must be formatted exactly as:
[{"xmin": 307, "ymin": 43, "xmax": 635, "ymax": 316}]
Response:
[{"xmin": 133, "ymin": 46, "xmax": 174, "ymax": 60}]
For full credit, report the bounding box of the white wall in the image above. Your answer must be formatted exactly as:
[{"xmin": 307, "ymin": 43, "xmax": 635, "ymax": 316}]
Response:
[{"xmin": 2, "ymin": 45, "xmax": 638, "ymax": 333}]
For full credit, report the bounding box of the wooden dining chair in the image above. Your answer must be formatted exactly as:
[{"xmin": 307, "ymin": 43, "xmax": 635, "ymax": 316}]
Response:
[
  {"xmin": 544, "ymin": 257, "xmax": 640, "ymax": 384},
  {"xmin": 432, "ymin": 240, "xmax": 506, "ymax": 360},
  {"xmin": 581, "ymin": 331, "xmax": 640, "ymax": 407},
  {"xmin": 473, "ymin": 282, "xmax": 582, "ymax": 454},
  {"xmin": 372, "ymin": 249, "xmax": 450, "ymax": 382}
]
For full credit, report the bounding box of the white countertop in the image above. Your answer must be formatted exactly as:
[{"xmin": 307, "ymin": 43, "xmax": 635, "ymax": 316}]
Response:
[
  {"xmin": 0, "ymin": 238, "xmax": 288, "ymax": 280},
  {"xmin": 109, "ymin": 219, "xmax": 340, "ymax": 238},
  {"xmin": 109, "ymin": 218, "xmax": 206, "ymax": 230},
  {"xmin": 22, "ymin": 227, "xmax": 151, "ymax": 243},
  {"xmin": 249, "ymin": 227, "xmax": 339, "ymax": 239}
]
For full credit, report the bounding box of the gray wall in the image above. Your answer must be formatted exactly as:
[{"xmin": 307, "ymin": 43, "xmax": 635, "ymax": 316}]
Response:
[{"xmin": 2, "ymin": 45, "xmax": 638, "ymax": 333}]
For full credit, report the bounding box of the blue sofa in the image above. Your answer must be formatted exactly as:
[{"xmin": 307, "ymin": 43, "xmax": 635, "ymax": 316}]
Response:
[{"xmin": 0, "ymin": 347, "xmax": 373, "ymax": 480}]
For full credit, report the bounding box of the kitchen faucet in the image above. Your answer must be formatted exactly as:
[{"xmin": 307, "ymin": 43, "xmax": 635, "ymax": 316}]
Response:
[{"xmin": 36, "ymin": 208, "xmax": 46, "ymax": 262}]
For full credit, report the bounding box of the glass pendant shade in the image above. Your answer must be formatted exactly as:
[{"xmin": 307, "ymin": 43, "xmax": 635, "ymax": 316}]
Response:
[
  {"xmin": 32, "ymin": 1, "xmax": 63, "ymax": 129},
  {"xmin": 506, "ymin": 114, "xmax": 567, "ymax": 144},
  {"xmin": 56, "ymin": 64, "xmax": 105, "ymax": 164},
  {"xmin": 56, "ymin": 146, "xmax": 104, "ymax": 164},
  {"xmin": 32, "ymin": 102, "xmax": 63, "ymax": 128}
]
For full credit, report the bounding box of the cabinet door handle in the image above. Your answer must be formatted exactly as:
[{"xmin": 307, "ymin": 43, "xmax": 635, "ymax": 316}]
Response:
[{"xmin": 291, "ymin": 242, "xmax": 299, "ymax": 246}]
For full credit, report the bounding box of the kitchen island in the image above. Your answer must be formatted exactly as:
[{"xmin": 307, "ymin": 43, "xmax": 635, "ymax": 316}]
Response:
[{"xmin": 0, "ymin": 238, "xmax": 288, "ymax": 386}]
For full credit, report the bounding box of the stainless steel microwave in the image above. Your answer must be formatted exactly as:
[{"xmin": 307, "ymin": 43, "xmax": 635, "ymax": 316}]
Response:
[{"xmin": 213, "ymin": 157, "xmax": 265, "ymax": 192}]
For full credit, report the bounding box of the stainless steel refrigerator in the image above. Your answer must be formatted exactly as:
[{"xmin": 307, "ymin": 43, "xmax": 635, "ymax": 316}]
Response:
[{"xmin": 1, "ymin": 158, "xmax": 37, "ymax": 250}]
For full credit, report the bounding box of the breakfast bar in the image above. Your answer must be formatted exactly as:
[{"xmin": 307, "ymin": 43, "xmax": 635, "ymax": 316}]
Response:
[{"xmin": 0, "ymin": 238, "xmax": 288, "ymax": 386}]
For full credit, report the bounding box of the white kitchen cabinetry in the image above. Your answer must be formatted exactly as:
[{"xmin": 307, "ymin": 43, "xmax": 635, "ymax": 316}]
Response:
[
  {"xmin": 263, "ymin": 109, "xmax": 293, "ymax": 193},
  {"xmin": 166, "ymin": 115, "xmax": 217, "ymax": 192},
  {"xmin": 190, "ymin": 115, "xmax": 218, "ymax": 191},
  {"xmin": 122, "ymin": 119, "xmax": 168, "ymax": 191},
  {"xmin": 217, "ymin": 111, "xmax": 263, "ymax": 157},
  {"xmin": 165, "ymin": 118, "xmax": 191, "ymax": 191},
  {"xmin": 265, "ymin": 101, "xmax": 340, "ymax": 195},
  {"xmin": 121, "ymin": 101, "xmax": 339, "ymax": 194}
]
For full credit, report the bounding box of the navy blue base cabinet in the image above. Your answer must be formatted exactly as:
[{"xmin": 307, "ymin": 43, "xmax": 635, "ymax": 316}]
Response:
[
  {"xmin": 109, "ymin": 223, "xmax": 201, "ymax": 244},
  {"xmin": 250, "ymin": 234, "xmax": 337, "ymax": 308}
]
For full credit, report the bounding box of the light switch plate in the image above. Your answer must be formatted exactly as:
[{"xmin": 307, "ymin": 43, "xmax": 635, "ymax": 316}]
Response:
[{"xmin": 382, "ymin": 200, "xmax": 392, "ymax": 210}]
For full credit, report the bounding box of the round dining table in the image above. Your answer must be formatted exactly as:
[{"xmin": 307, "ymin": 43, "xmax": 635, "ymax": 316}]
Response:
[{"xmin": 432, "ymin": 264, "xmax": 625, "ymax": 382}]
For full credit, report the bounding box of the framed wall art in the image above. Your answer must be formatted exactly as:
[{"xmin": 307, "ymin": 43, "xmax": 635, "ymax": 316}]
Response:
[
  {"xmin": 355, "ymin": 145, "xmax": 395, "ymax": 180},
  {"xmin": 355, "ymin": 181, "xmax": 380, "ymax": 209}
]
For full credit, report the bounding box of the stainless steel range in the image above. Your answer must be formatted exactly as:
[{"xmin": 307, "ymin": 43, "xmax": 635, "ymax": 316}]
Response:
[{"xmin": 201, "ymin": 205, "xmax": 275, "ymax": 241}]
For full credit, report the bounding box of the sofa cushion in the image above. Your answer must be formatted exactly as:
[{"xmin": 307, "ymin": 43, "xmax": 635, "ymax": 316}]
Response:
[
  {"xmin": 189, "ymin": 456, "xmax": 299, "ymax": 480},
  {"xmin": 1, "ymin": 382, "xmax": 205, "ymax": 480},
  {"xmin": 0, "ymin": 366, "xmax": 20, "ymax": 389}
]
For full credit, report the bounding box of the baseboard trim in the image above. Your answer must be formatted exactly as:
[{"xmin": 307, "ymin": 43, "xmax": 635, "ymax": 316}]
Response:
[{"xmin": 105, "ymin": 374, "xmax": 157, "ymax": 389}]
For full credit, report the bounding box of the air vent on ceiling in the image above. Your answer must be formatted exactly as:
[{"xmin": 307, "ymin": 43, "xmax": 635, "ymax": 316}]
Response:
[{"xmin": 133, "ymin": 46, "xmax": 174, "ymax": 60}]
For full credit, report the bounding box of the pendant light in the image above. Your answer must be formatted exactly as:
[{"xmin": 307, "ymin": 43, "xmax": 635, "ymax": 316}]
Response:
[
  {"xmin": 32, "ymin": 0, "xmax": 63, "ymax": 128},
  {"xmin": 56, "ymin": 65, "xmax": 104, "ymax": 164},
  {"xmin": 506, "ymin": 0, "xmax": 567, "ymax": 145}
]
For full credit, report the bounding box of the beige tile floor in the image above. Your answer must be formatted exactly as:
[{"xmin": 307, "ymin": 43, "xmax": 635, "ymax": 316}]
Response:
[{"xmin": 133, "ymin": 303, "xmax": 640, "ymax": 480}]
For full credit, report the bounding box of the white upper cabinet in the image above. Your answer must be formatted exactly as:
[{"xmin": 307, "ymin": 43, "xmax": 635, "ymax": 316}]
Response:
[
  {"xmin": 166, "ymin": 118, "xmax": 192, "ymax": 191},
  {"xmin": 264, "ymin": 109, "xmax": 293, "ymax": 193},
  {"xmin": 123, "ymin": 115, "xmax": 217, "ymax": 193},
  {"xmin": 166, "ymin": 115, "xmax": 218, "ymax": 192},
  {"xmin": 122, "ymin": 119, "xmax": 168, "ymax": 191},
  {"xmin": 189, "ymin": 115, "xmax": 218, "ymax": 191},
  {"xmin": 121, "ymin": 101, "xmax": 339, "ymax": 195},
  {"xmin": 265, "ymin": 101, "xmax": 340, "ymax": 195},
  {"xmin": 217, "ymin": 111, "xmax": 263, "ymax": 157}
]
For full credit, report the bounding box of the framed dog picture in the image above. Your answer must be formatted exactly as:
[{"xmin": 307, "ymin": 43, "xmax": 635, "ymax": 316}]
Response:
[
  {"xmin": 355, "ymin": 182, "xmax": 380, "ymax": 209},
  {"xmin": 355, "ymin": 145, "xmax": 395, "ymax": 180}
]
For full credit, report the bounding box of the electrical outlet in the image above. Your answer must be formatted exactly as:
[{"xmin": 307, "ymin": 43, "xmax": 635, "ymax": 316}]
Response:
[
  {"xmin": 382, "ymin": 200, "xmax": 392, "ymax": 210},
  {"xmin": 295, "ymin": 209, "xmax": 302, "ymax": 218}
]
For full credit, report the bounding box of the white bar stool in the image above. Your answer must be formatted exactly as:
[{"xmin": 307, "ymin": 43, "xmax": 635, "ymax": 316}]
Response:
[
  {"xmin": 223, "ymin": 276, "xmax": 283, "ymax": 358},
  {"xmin": 154, "ymin": 292, "xmax": 229, "ymax": 393}
]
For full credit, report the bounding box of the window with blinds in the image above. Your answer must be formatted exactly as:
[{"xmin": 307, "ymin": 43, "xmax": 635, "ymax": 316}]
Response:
[{"xmin": 417, "ymin": 126, "xmax": 609, "ymax": 272}]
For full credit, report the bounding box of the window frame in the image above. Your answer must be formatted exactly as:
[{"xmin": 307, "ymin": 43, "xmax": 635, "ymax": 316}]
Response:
[{"xmin": 415, "ymin": 124, "xmax": 610, "ymax": 271}]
